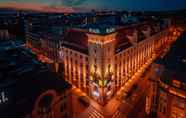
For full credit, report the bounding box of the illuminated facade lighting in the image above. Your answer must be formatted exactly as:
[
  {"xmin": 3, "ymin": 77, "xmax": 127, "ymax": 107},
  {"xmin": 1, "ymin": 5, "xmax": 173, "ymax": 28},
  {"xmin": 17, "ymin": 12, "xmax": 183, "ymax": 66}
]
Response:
[{"xmin": 60, "ymin": 23, "xmax": 181, "ymax": 105}]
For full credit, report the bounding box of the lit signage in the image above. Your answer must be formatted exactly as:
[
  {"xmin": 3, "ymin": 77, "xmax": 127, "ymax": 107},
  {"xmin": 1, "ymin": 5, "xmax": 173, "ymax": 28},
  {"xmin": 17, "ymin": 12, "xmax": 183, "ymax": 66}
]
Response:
[
  {"xmin": 106, "ymin": 28, "xmax": 115, "ymax": 33},
  {"xmin": 106, "ymin": 91, "xmax": 112, "ymax": 96},
  {"xmin": 0, "ymin": 91, "xmax": 8, "ymax": 104},
  {"xmin": 89, "ymin": 28, "xmax": 100, "ymax": 34},
  {"xmin": 92, "ymin": 91, "xmax": 99, "ymax": 97}
]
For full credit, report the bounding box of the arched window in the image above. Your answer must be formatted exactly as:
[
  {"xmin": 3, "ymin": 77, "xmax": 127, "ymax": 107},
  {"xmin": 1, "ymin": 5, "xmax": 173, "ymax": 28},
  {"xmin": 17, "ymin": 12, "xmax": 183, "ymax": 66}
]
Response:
[{"xmin": 37, "ymin": 95, "xmax": 53, "ymax": 117}]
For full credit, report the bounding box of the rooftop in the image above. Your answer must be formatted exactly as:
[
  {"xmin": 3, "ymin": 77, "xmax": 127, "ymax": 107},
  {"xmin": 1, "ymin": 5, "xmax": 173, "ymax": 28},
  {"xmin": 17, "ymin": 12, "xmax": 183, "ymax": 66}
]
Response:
[
  {"xmin": 0, "ymin": 40, "xmax": 71, "ymax": 88},
  {"xmin": 0, "ymin": 40, "xmax": 71, "ymax": 116},
  {"xmin": 78, "ymin": 22, "xmax": 118, "ymax": 35},
  {"xmin": 62, "ymin": 29, "xmax": 88, "ymax": 54}
]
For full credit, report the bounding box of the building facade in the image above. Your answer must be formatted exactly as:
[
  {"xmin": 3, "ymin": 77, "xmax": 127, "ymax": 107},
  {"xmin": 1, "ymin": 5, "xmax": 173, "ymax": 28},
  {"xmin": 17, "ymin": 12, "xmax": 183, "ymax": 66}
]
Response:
[{"xmin": 60, "ymin": 19, "xmax": 180, "ymax": 105}]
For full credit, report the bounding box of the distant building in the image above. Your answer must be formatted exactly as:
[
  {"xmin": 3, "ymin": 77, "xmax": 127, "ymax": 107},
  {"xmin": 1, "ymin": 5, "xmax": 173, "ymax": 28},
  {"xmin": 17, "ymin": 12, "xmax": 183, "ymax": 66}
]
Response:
[
  {"xmin": 0, "ymin": 41, "xmax": 72, "ymax": 118},
  {"xmin": 147, "ymin": 31, "xmax": 186, "ymax": 118},
  {"xmin": 0, "ymin": 30, "xmax": 9, "ymax": 40},
  {"xmin": 0, "ymin": 8, "xmax": 26, "ymax": 42}
]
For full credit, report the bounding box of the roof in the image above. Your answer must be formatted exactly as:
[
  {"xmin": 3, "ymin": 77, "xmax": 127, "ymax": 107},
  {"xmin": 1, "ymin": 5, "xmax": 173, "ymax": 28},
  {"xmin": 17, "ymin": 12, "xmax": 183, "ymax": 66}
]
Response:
[
  {"xmin": 115, "ymin": 28, "xmax": 133, "ymax": 53},
  {"xmin": 62, "ymin": 29, "xmax": 88, "ymax": 54},
  {"xmin": 122, "ymin": 28, "xmax": 135, "ymax": 36}
]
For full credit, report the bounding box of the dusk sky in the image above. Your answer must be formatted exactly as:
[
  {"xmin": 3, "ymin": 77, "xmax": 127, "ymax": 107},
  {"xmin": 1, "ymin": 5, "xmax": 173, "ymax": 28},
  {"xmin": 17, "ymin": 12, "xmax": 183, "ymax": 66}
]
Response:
[{"xmin": 0, "ymin": 0, "xmax": 186, "ymax": 11}]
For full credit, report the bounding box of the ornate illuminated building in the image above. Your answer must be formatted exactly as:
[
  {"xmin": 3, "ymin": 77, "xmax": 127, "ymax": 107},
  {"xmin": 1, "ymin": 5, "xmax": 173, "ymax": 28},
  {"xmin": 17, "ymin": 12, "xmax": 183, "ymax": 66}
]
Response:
[
  {"xmin": 23, "ymin": 11, "xmax": 184, "ymax": 117},
  {"xmin": 60, "ymin": 19, "xmax": 181, "ymax": 105},
  {"xmin": 146, "ymin": 31, "xmax": 186, "ymax": 118}
]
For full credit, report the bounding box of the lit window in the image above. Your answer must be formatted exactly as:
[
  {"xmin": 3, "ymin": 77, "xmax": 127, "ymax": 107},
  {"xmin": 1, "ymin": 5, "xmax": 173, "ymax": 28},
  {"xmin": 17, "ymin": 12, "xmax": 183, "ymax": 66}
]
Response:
[
  {"xmin": 94, "ymin": 49, "xmax": 97, "ymax": 53},
  {"xmin": 94, "ymin": 58, "xmax": 97, "ymax": 63},
  {"xmin": 172, "ymin": 80, "xmax": 181, "ymax": 88},
  {"xmin": 80, "ymin": 55, "xmax": 82, "ymax": 59}
]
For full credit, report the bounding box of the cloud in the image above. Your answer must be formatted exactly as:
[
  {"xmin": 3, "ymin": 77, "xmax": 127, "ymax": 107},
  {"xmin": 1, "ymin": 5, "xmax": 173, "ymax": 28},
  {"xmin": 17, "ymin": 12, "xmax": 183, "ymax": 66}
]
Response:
[
  {"xmin": 0, "ymin": 2, "xmax": 76, "ymax": 13},
  {"xmin": 61, "ymin": 0, "xmax": 87, "ymax": 6}
]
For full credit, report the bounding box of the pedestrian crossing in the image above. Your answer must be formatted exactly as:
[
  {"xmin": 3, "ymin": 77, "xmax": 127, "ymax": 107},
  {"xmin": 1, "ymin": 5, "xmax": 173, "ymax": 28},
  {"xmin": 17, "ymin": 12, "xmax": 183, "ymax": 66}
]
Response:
[
  {"xmin": 111, "ymin": 110, "xmax": 122, "ymax": 118},
  {"xmin": 87, "ymin": 106, "xmax": 104, "ymax": 118},
  {"xmin": 78, "ymin": 105, "xmax": 104, "ymax": 118}
]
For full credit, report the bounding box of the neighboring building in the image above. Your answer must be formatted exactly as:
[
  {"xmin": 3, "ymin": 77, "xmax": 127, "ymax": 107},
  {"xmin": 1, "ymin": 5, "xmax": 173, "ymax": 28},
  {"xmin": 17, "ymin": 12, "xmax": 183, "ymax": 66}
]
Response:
[
  {"xmin": 25, "ymin": 14, "xmax": 64, "ymax": 72},
  {"xmin": 0, "ymin": 8, "xmax": 26, "ymax": 42},
  {"xmin": 25, "ymin": 13, "xmax": 49, "ymax": 50},
  {"xmin": 147, "ymin": 31, "xmax": 186, "ymax": 118},
  {"xmin": 24, "ymin": 13, "xmax": 93, "ymax": 73},
  {"xmin": 0, "ymin": 41, "xmax": 72, "ymax": 118},
  {"xmin": 60, "ymin": 18, "xmax": 179, "ymax": 105},
  {"xmin": 0, "ymin": 30, "xmax": 9, "ymax": 40}
]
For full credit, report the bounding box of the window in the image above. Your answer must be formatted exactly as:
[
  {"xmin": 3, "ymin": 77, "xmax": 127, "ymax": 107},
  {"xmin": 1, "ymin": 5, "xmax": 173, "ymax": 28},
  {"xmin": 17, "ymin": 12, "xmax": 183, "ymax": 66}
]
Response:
[
  {"xmin": 86, "ymin": 65, "xmax": 89, "ymax": 71},
  {"xmin": 108, "ymin": 46, "xmax": 110, "ymax": 52},
  {"xmin": 115, "ymin": 64, "xmax": 117, "ymax": 70},
  {"xmin": 108, "ymin": 58, "xmax": 111, "ymax": 63},
  {"xmin": 62, "ymin": 113, "xmax": 68, "ymax": 118},
  {"xmin": 80, "ymin": 55, "xmax": 82, "ymax": 59},
  {"xmin": 85, "ymin": 57, "xmax": 88, "ymax": 62},
  {"xmin": 94, "ymin": 58, "xmax": 97, "ymax": 63},
  {"xmin": 37, "ymin": 95, "xmax": 53, "ymax": 117},
  {"xmin": 108, "ymin": 85, "xmax": 111, "ymax": 91},
  {"xmin": 94, "ymin": 49, "xmax": 97, "ymax": 53},
  {"xmin": 75, "ymin": 60, "xmax": 77, "ymax": 65},
  {"xmin": 108, "ymin": 64, "xmax": 111, "ymax": 69},
  {"xmin": 158, "ymin": 91, "xmax": 167, "ymax": 114},
  {"xmin": 80, "ymin": 63, "xmax": 83, "ymax": 67},
  {"xmin": 94, "ymin": 65, "xmax": 97, "ymax": 71},
  {"xmin": 60, "ymin": 103, "xmax": 66, "ymax": 112},
  {"xmin": 163, "ymin": 106, "xmax": 166, "ymax": 114},
  {"xmin": 173, "ymin": 98, "xmax": 185, "ymax": 109},
  {"xmin": 172, "ymin": 80, "xmax": 181, "ymax": 88},
  {"xmin": 70, "ymin": 58, "xmax": 72, "ymax": 63},
  {"xmin": 171, "ymin": 106, "xmax": 185, "ymax": 118}
]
